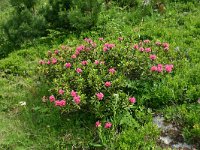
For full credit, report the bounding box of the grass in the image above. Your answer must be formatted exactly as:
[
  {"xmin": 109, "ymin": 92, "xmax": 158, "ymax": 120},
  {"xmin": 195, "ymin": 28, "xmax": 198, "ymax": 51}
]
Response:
[{"xmin": 0, "ymin": 1, "xmax": 200, "ymax": 149}]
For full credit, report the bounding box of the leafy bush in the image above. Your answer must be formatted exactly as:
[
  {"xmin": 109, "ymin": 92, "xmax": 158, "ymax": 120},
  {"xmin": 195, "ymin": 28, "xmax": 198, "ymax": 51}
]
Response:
[{"xmin": 38, "ymin": 36, "xmax": 178, "ymax": 147}]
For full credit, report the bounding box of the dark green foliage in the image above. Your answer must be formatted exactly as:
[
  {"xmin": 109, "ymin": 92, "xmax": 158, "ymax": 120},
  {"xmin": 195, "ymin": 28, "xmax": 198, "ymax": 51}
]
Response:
[
  {"xmin": 9, "ymin": 0, "xmax": 38, "ymax": 11},
  {"xmin": 42, "ymin": 0, "xmax": 71, "ymax": 29},
  {"xmin": 3, "ymin": 9, "xmax": 46, "ymax": 46},
  {"xmin": 113, "ymin": 0, "xmax": 139, "ymax": 7},
  {"xmin": 0, "ymin": 0, "xmax": 46, "ymax": 58},
  {"xmin": 68, "ymin": 0, "xmax": 101, "ymax": 30},
  {"xmin": 43, "ymin": 0, "xmax": 101, "ymax": 31}
]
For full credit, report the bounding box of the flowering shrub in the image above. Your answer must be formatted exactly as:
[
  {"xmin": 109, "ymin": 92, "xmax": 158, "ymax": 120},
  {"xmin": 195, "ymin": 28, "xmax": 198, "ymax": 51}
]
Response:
[{"xmin": 38, "ymin": 36, "xmax": 176, "ymax": 147}]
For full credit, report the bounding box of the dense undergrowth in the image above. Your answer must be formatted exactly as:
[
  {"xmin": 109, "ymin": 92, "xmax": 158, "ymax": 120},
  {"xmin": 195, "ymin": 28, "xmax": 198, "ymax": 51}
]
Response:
[{"xmin": 0, "ymin": 0, "xmax": 200, "ymax": 149}]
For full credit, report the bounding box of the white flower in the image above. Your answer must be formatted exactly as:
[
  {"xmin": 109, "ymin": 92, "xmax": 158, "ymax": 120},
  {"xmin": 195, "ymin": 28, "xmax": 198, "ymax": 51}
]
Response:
[{"xmin": 19, "ymin": 101, "xmax": 26, "ymax": 106}]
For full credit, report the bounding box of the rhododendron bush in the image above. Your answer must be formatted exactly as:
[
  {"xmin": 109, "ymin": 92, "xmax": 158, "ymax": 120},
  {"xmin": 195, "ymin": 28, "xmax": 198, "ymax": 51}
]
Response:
[{"xmin": 38, "ymin": 37, "xmax": 175, "ymax": 124}]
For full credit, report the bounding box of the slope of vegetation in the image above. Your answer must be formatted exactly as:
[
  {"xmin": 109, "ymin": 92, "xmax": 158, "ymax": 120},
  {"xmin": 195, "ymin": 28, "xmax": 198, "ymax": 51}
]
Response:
[{"xmin": 0, "ymin": 0, "xmax": 200, "ymax": 149}]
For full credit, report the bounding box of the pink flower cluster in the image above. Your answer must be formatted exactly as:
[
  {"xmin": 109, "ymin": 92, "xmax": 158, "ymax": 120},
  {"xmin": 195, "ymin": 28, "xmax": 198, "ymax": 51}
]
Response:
[
  {"xmin": 94, "ymin": 60, "xmax": 99, "ymax": 65},
  {"xmin": 155, "ymin": 41, "xmax": 161, "ymax": 46},
  {"xmin": 105, "ymin": 81, "xmax": 111, "ymax": 87},
  {"xmin": 81, "ymin": 60, "xmax": 88, "ymax": 66},
  {"xmin": 144, "ymin": 39, "xmax": 150, "ymax": 43},
  {"xmin": 59, "ymin": 89, "xmax": 64, "ymax": 95},
  {"xmin": 49, "ymin": 95, "xmax": 66, "ymax": 107},
  {"xmin": 133, "ymin": 44, "xmax": 139, "ymax": 50},
  {"xmin": 99, "ymin": 37, "xmax": 104, "ymax": 41},
  {"xmin": 129, "ymin": 97, "xmax": 136, "ymax": 104},
  {"xmin": 76, "ymin": 68, "xmax": 82, "ymax": 73},
  {"xmin": 165, "ymin": 64, "xmax": 174, "ymax": 73},
  {"xmin": 95, "ymin": 121, "xmax": 112, "ymax": 128},
  {"xmin": 39, "ymin": 58, "xmax": 58, "ymax": 65},
  {"xmin": 65, "ymin": 62, "xmax": 71, "ymax": 68},
  {"xmin": 52, "ymin": 58, "xmax": 57, "ymax": 64},
  {"xmin": 109, "ymin": 68, "xmax": 116, "ymax": 74},
  {"xmin": 162, "ymin": 42, "xmax": 169, "ymax": 50},
  {"xmin": 150, "ymin": 54, "xmax": 157, "ymax": 60},
  {"xmin": 71, "ymin": 90, "xmax": 81, "ymax": 104},
  {"xmin": 49, "ymin": 95, "xmax": 55, "ymax": 102},
  {"xmin": 55, "ymin": 100, "xmax": 66, "ymax": 107},
  {"xmin": 84, "ymin": 38, "xmax": 93, "ymax": 44},
  {"xmin": 39, "ymin": 60, "xmax": 45, "ymax": 65},
  {"xmin": 54, "ymin": 50, "xmax": 59, "ymax": 55},
  {"xmin": 96, "ymin": 92, "xmax": 104, "ymax": 100},
  {"xmin": 84, "ymin": 38, "xmax": 97, "ymax": 48},
  {"xmin": 103, "ymin": 43, "xmax": 115, "ymax": 52},
  {"xmin": 151, "ymin": 64, "xmax": 174, "ymax": 73}
]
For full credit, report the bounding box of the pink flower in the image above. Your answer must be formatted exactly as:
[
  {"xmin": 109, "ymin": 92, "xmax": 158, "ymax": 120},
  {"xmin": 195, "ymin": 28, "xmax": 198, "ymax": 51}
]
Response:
[
  {"xmin": 139, "ymin": 47, "xmax": 144, "ymax": 52},
  {"xmin": 39, "ymin": 60, "xmax": 45, "ymax": 65},
  {"xmin": 105, "ymin": 81, "xmax": 111, "ymax": 87},
  {"xmin": 54, "ymin": 50, "xmax": 59, "ymax": 55},
  {"xmin": 55, "ymin": 100, "xmax": 61, "ymax": 106},
  {"xmin": 150, "ymin": 55, "xmax": 157, "ymax": 60},
  {"xmin": 85, "ymin": 47, "xmax": 91, "ymax": 51},
  {"xmin": 92, "ymin": 42, "xmax": 97, "ymax": 48},
  {"xmin": 118, "ymin": 37, "xmax": 123, "ymax": 41},
  {"xmin": 49, "ymin": 95, "xmax": 55, "ymax": 102},
  {"xmin": 151, "ymin": 66, "xmax": 158, "ymax": 72},
  {"xmin": 104, "ymin": 122, "xmax": 112, "ymax": 128},
  {"xmin": 52, "ymin": 58, "xmax": 57, "ymax": 64},
  {"xmin": 144, "ymin": 39, "xmax": 150, "ymax": 43},
  {"xmin": 164, "ymin": 47, "xmax": 169, "ymax": 51},
  {"xmin": 96, "ymin": 92, "xmax": 104, "ymax": 100},
  {"xmin": 65, "ymin": 63, "xmax": 71, "ymax": 68},
  {"xmin": 99, "ymin": 37, "xmax": 104, "ymax": 41},
  {"xmin": 94, "ymin": 60, "xmax": 99, "ymax": 65},
  {"xmin": 103, "ymin": 43, "xmax": 115, "ymax": 51},
  {"xmin": 71, "ymin": 90, "xmax": 77, "ymax": 97},
  {"xmin": 108, "ymin": 44, "xmax": 115, "ymax": 48},
  {"xmin": 155, "ymin": 41, "xmax": 161, "ymax": 46},
  {"xmin": 95, "ymin": 121, "xmax": 101, "ymax": 127},
  {"xmin": 145, "ymin": 48, "xmax": 151, "ymax": 53},
  {"xmin": 59, "ymin": 89, "xmax": 64, "ymax": 95},
  {"xmin": 84, "ymin": 38, "xmax": 93, "ymax": 44},
  {"xmin": 109, "ymin": 68, "xmax": 116, "ymax": 74},
  {"xmin": 162, "ymin": 42, "xmax": 169, "ymax": 48},
  {"xmin": 133, "ymin": 44, "xmax": 139, "ymax": 50},
  {"xmin": 55, "ymin": 100, "xmax": 66, "ymax": 107},
  {"xmin": 71, "ymin": 54, "xmax": 77, "ymax": 59},
  {"xmin": 103, "ymin": 46, "xmax": 108, "ymax": 52},
  {"xmin": 76, "ymin": 45, "xmax": 85, "ymax": 52},
  {"xmin": 157, "ymin": 64, "xmax": 163, "ymax": 73},
  {"xmin": 129, "ymin": 97, "xmax": 136, "ymax": 104},
  {"xmin": 162, "ymin": 42, "xmax": 169, "ymax": 51},
  {"xmin": 81, "ymin": 60, "xmax": 88, "ymax": 66},
  {"xmin": 47, "ymin": 60, "xmax": 51, "ymax": 65},
  {"xmin": 76, "ymin": 68, "xmax": 82, "ymax": 73},
  {"xmin": 60, "ymin": 100, "xmax": 66, "ymax": 106},
  {"xmin": 75, "ymin": 50, "xmax": 80, "ymax": 56},
  {"xmin": 74, "ymin": 96, "xmax": 81, "ymax": 104},
  {"xmin": 165, "ymin": 64, "xmax": 174, "ymax": 73}
]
